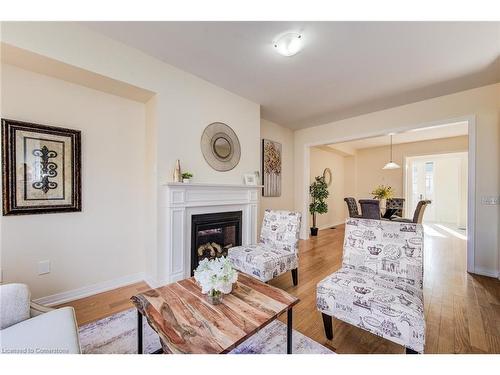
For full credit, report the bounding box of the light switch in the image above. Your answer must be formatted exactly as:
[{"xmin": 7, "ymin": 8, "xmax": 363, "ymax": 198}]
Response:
[{"xmin": 38, "ymin": 260, "xmax": 50, "ymax": 275}]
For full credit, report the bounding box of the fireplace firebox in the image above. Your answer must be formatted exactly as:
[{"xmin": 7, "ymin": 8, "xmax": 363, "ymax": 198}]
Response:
[{"xmin": 191, "ymin": 211, "xmax": 242, "ymax": 274}]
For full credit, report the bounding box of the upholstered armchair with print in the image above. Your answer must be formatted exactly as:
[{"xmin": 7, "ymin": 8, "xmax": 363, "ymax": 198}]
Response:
[
  {"xmin": 316, "ymin": 218, "xmax": 425, "ymax": 353},
  {"xmin": 228, "ymin": 209, "xmax": 302, "ymax": 285},
  {"xmin": 0, "ymin": 283, "xmax": 81, "ymax": 354}
]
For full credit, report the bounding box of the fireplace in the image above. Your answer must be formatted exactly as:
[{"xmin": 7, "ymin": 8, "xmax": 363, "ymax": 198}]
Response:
[{"xmin": 191, "ymin": 211, "xmax": 242, "ymax": 274}]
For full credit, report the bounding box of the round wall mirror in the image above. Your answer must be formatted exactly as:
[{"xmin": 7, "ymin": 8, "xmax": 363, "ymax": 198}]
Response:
[
  {"xmin": 213, "ymin": 137, "xmax": 232, "ymax": 159},
  {"xmin": 201, "ymin": 122, "xmax": 241, "ymax": 171},
  {"xmin": 323, "ymin": 168, "xmax": 332, "ymax": 186}
]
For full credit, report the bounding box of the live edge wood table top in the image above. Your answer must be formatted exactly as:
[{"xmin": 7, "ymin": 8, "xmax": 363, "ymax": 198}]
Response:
[{"xmin": 131, "ymin": 272, "xmax": 299, "ymax": 354}]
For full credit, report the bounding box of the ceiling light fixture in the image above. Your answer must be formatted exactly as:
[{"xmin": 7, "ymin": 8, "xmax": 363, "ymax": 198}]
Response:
[
  {"xmin": 382, "ymin": 134, "xmax": 401, "ymax": 170},
  {"xmin": 273, "ymin": 32, "xmax": 303, "ymax": 57}
]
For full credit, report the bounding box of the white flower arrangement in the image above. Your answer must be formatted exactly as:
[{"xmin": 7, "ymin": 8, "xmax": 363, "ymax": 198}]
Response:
[{"xmin": 194, "ymin": 257, "xmax": 238, "ymax": 295}]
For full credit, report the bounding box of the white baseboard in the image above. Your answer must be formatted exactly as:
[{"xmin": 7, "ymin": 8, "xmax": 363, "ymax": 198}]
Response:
[
  {"xmin": 300, "ymin": 220, "xmax": 346, "ymax": 239},
  {"xmin": 472, "ymin": 267, "xmax": 500, "ymax": 279},
  {"xmin": 318, "ymin": 220, "xmax": 346, "ymax": 231},
  {"xmin": 33, "ymin": 272, "xmax": 146, "ymax": 306},
  {"xmin": 143, "ymin": 275, "xmax": 166, "ymax": 289}
]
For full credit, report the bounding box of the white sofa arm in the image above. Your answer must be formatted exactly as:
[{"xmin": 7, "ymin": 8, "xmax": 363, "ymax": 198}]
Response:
[
  {"xmin": 30, "ymin": 301, "xmax": 55, "ymax": 317},
  {"xmin": 0, "ymin": 283, "xmax": 31, "ymax": 329},
  {"xmin": 0, "ymin": 306, "xmax": 81, "ymax": 354}
]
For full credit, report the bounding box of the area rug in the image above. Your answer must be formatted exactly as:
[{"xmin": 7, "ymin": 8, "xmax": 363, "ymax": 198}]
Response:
[{"xmin": 79, "ymin": 308, "xmax": 333, "ymax": 354}]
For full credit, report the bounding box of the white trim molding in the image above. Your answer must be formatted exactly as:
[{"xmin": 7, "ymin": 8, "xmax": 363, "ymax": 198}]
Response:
[
  {"xmin": 317, "ymin": 220, "xmax": 346, "ymax": 231},
  {"xmin": 465, "ymin": 116, "xmax": 476, "ymax": 274},
  {"xmin": 473, "ymin": 267, "xmax": 500, "ymax": 279},
  {"xmin": 33, "ymin": 272, "xmax": 146, "ymax": 306}
]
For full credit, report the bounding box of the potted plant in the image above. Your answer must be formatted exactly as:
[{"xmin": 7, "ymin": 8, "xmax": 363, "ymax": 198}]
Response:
[
  {"xmin": 309, "ymin": 176, "xmax": 329, "ymax": 236},
  {"xmin": 371, "ymin": 184, "xmax": 394, "ymax": 210},
  {"xmin": 182, "ymin": 172, "xmax": 193, "ymax": 183}
]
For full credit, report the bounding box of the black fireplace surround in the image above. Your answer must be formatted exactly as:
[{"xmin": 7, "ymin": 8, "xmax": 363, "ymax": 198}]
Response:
[{"xmin": 191, "ymin": 211, "xmax": 242, "ymax": 274}]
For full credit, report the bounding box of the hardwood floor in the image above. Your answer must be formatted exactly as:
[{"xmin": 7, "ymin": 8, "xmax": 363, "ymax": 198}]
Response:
[
  {"xmin": 60, "ymin": 223, "xmax": 500, "ymax": 353},
  {"xmin": 58, "ymin": 281, "xmax": 150, "ymax": 326}
]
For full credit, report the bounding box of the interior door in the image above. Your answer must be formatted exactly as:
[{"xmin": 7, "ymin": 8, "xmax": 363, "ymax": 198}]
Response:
[{"xmin": 408, "ymin": 160, "xmax": 436, "ymax": 222}]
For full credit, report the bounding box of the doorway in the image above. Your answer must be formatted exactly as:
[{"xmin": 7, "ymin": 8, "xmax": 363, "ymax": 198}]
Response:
[
  {"xmin": 405, "ymin": 152, "xmax": 468, "ymax": 230},
  {"xmin": 405, "ymin": 152, "xmax": 468, "ymax": 229}
]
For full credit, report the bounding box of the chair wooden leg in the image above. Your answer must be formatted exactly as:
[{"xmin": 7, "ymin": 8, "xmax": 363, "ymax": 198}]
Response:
[
  {"xmin": 322, "ymin": 313, "xmax": 333, "ymax": 340},
  {"xmin": 291, "ymin": 268, "xmax": 298, "ymax": 286},
  {"xmin": 405, "ymin": 347, "xmax": 418, "ymax": 354}
]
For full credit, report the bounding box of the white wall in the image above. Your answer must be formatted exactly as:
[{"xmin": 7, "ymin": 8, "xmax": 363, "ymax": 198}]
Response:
[
  {"xmin": 1, "ymin": 64, "xmax": 147, "ymax": 298},
  {"xmin": 309, "ymin": 147, "xmax": 346, "ymax": 229},
  {"xmin": 259, "ymin": 119, "xmax": 295, "ymax": 231},
  {"xmin": 432, "ymin": 155, "xmax": 464, "ymax": 224},
  {"xmin": 1, "ymin": 22, "xmax": 262, "ymax": 297},
  {"xmin": 295, "ymin": 83, "xmax": 500, "ymax": 278}
]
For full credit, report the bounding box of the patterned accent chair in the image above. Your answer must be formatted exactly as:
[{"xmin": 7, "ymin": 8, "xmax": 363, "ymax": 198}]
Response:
[
  {"xmin": 228, "ymin": 210, "xmax": 302, "ymax": 285},
  {"xmin": 316, "ymin": 218, "xmax": 425, "ymax": 353},
  {"xmin": 344, "ymin": 197, "xmax": 362, "ymax": 218}
]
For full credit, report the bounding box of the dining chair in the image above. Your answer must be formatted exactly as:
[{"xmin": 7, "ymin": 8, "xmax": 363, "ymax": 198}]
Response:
[
  {"xmin": 386, "ymin": 198, "xmax": 405, "ymax": 218},
  {"xmin": 359, "ymin": 199, "xmax": 381, "ymax": 220},
  {"xmin": 392, "ymin": 200, "xmax": 431, "ymax": 224},
  {"xmin": 344, "ymin": 197, "xmax": 361, "ymax": 218}
]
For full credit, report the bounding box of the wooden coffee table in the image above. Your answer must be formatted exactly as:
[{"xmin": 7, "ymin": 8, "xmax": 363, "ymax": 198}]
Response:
[{"xmin": 131, "ymin": 272, "xmax": 299, "ymax": 354}]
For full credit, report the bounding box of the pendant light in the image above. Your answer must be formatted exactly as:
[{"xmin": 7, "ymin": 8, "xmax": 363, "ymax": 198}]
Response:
[{"xmin": 383, "ymin": 134, "xmax": 400, "ymax": 170}]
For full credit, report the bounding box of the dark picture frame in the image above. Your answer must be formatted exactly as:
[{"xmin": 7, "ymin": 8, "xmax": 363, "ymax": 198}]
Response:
[{"xmin": 2, "ymin": 118, "xmax": 81, "ymax": 215}]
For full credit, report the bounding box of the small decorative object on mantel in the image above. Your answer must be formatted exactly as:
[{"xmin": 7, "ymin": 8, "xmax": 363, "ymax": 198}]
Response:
[
  {"xmin": 2, "ymin": 118, "xmax": 81, "ymax": 215},
  {"xmin": 243, "ymin": 173, "xmax": 257, "ymax": 185},
  {"xmin": 262, "ymin": 139, "xmax": 282, "ymax": 197},
  {"xmin": 182, "ymin": 172, "xmax": 193, "ymax": 183},
  {"xmin": 193, "ymin": 257, "xmax": 238, "ymax": 305},
  {"xmin": 201, "ymin": 122, "xmax": 241, "ymax": 172},
  {"xmin": 173, "ymin": 159, "xmax": 182, "ymax": 182},
  {"xmin": 309, "ymin": 176, "xmax": 329, "ymax": 236}
]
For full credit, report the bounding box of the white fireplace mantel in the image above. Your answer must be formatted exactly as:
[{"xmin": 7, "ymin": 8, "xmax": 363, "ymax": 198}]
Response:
[{"xmin": 155, "ymin": 182, "xmax": 262, "ymax": 286}]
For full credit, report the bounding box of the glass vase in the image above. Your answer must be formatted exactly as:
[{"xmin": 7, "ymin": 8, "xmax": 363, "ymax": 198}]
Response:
[{"xmin": 206, "ymin": 290, "xmax": 223, "ymax": 305}]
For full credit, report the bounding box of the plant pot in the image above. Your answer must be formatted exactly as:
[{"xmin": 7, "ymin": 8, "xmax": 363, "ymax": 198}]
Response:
[
  {"xmin": 206, "ymin": 290, "xmax": 223, "ymax": 305},
  {"xmin": 379, "ymin": 198, "xmax": 386, "ymax": 211},
  {"xmin": 183, "ymin": 178, "xmax": 191, "ymax": 183},
  {"xmin": 310, "ymin": 227, "xmax": 318, "ymax": 236}
]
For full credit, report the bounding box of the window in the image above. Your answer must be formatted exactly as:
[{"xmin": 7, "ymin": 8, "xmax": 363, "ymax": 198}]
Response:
[
  {"xmin": 425, "ymin": 162, "xmax": 434, "ymax": 197},
  {"xmin": 412, "ymin": 164, "xmax": 419, "ymax": 207}
]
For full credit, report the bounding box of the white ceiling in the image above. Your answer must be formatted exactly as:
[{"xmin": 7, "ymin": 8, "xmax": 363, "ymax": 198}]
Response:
[
  {"xmin": 327, "ymin": 121, "xmax": 468, "ymax": 153},
  {"xmin": 83, "ymin": 22, "xmax": 500, "ymax": 129}
]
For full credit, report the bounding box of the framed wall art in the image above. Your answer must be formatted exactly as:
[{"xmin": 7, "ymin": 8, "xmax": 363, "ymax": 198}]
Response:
[
  {"xmin": 2, "ymin": 118, "xmax": 82, "ymax": 215},
  {"xmin": 262, "ymin": 139, "xmax": 282, "ymax": 197}
]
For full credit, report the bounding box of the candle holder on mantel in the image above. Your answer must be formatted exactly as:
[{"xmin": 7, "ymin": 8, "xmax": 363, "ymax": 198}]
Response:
[{"xmin": 173, "ymin": 159, "xmax": 182, "ymax": 182}]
